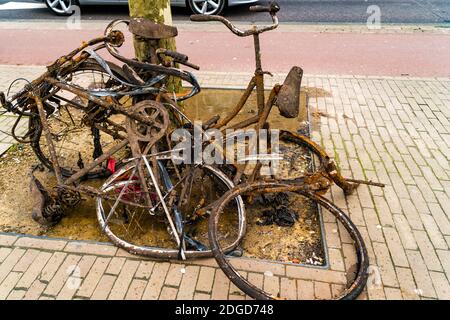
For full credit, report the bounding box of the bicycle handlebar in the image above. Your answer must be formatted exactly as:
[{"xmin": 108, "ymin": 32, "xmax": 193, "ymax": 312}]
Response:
[
  {"xmin": 190, "ymin": 1, "xmax": 280, "ymax": 37},
  {"xmin": 249, "ymin": 2, "xmax": 280, "ymax": 13}
]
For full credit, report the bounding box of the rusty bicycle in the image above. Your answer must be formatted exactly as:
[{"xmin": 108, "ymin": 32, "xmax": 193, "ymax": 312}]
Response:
[{"xmin": 0, "ymin": 2, "xmax": 387, "ymax": 300}]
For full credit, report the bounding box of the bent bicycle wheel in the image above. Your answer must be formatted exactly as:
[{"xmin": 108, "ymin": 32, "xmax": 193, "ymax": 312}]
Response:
[
  {"xmin": 208, "ymin": 182, "xmax": 369, "ymax": 300},
  {"xmin": 31, "ymin": 59, "xmax": 131, "ymax": 179},
  {"xmin": 96, "ymin": 161, "xmax": 246, "ymax": 259}
]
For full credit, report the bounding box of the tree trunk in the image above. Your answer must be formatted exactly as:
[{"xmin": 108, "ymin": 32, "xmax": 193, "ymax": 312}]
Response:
[{"xmin": 129, "ymin": 0, "xmax": 181, "ymax": 92}]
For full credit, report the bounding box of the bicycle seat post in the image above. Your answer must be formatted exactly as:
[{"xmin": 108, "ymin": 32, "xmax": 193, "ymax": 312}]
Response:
[{"xmin": 253, "ymin": 32, "xmax": 265, "ymax": 115}]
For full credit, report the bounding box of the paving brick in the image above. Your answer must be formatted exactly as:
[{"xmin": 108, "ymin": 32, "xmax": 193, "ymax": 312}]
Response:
[
  {"xmin": 399, "ymin": 198, "xmax": 424, "ymax": 230},
  {"xmin": 330, "ymin": 283, "xmax": 345, "ymax": 298},
  {"xmin": 420, "ymin": 166, "xmax": 443, "ymax": 191},
  {"xmin": 363, "ymin": 208, "xmax": 384, "ymax": 243},
  {"xmin": 23, "ymin": 280, "xmax": 47, "ymax": 300},
  {"xmin": 14, "ymin": 237, "xmax": 66, "ymax": 251},
  {"xmin": 246, "ymin": 272, "xmax": 264, "ymax": 290},
  {"xmin": 196, "ymin": 266, "xmax": 215, "ymax": 293},
  {"xmin": 429, "ymin": 271, "xmax": 450, "ymax": 300},
  {"xmin": 445, "ymin": 236, "xmax": 450, "ymax": 248},
  {"xmin": 177, "ymin": 266, "xmax": 200, "ymax": 300},
  {"xmin": 0, "ymin": 248, "xmax": 25, "ymax": 284},
  {"xmin": 64, "ymin": 241, "xmax": 117, "ymax": 256},
  {"xmin": 0, "ymin": 272, "xmax": 22, "ymax": 300},
  {"xmin": 125, "ymin": 279, "xmax": 147, "ymax": 300},
  {"xmin": 280, "ymin": 277, "xmax": 297, "ymax": 300},
  {"xmin": 324, "ymin": 222, "xmax": 342, "ymax": 248},
  {"xmin": 373, "ymin": 195, "xmax": 395, "ymax": 226},
  {"xmin": 76, "ymin": 257, "xmax": 111, "ymax": 298},
  {"xmin": 393, "ymin": 214, "xmax": 417, "ymax": 250},
  {"xmin": 328, "ymin": 248, "xmax": 345, "ymax": 272},
  {"xmin": 108, "ymin": 259, "xmax": 139, "ymax": 300},
  {"xmin": 405, "ymin": 250, "xmax": 436, "ymax": 299},
  {"xmin": 165, "ymin": 263, "xmax": 185, "ymax": 287},
  {"xmin": 372, "ymin": 243, "xmax": 399, "ymax": 287},
  {"xmin": 286, "ymin": 265, "xmax": 347, "ymax": 284},
  {"xmin": 211, "ymin": 270, "xmax": 230, "ymax": 300},
  {"xmin": 135, "ymin": 261, "xmax": 155, "ymax": 280},
  {"xmin": 91, "ymin": 275, "xmax": 117, "ymax": 300},
  {"xmin": 384, "ymin": 287, "xmax": 403, "ymax": 300},
  {"xmin": 230, "ymin": 258, "xmax": 285, "ymax": 276},
  {"xmin": 0, "ymin": 247, "xmax": 12, "ymax": 263},
  {"xmin": 228, "ymin": 271, "xmax": 246, "ymax": 297},
  {"xmin": 396, "ymin": 267, "xmax": 420, "ymax": 300},
  {"xmin": 160, "ymin": 286, "xmax": 179, "ymax": 300},
  {"xmin": 420, "ymin": 214, "xmax": 448, "ymax": 250},
  {"xmin": 412, "ymin": 176, "xmax": 437, "ymax": 203},
  {"xmin": 39, "ymin": 252, "xmax": 67, "ymax": 283},
  {"xmin": 263, "ymin": 275, "xmax": 279, "ymax": 298},
  {"xmin": 0, "ymin": 234, "xmax": 18, "ymax": 246},
  {"xmin": 105, "ymin": 257, "xmax": 126, "ymax": 275},
  {"xmin": 7, "ymin": 289, "xmax": 26, "ymax": 300},
  {"xmin": 13, "ymin": 249, "xmax": 39, "ymax": 272},
  {"xmin": 427, "ymin": 203, "xmax": 450, "ymax": 236},
  {"xmin": 314, "ymin": 282, "xmax": 332, "ymax": 300},
  {"xmin": 15, "ymin": 251, "xmax": 52, "ymax": 289},
  {"xmin": 435, "ymin": 191, "xmax": 450, "ymax": 217},
  {"xmin": 436, "ymin": 250, "xmax": 450, "ymax": 277},
  {"xmin": 43, "ymin": 254, "xmax": 81, "ymax": 296},
  {"xmin": 194, "ymin": 292, "xmax": 211, "ymax": 300},
  {"xmin": 56, "ymin": 266, "xmax": 85, "ymax": 300},
  {"xmin": 141, "ymin": 262, "xmax": 170, "ymax": 300},
  {"xmin": 297, "ymin": 279, "xmax": 314, "ymax": 300},
  {"xmin": 413, "ymin": 230, "xmax": 443, "ymax": 272},
  {"xmin": 382, "ymin": 227, "xmax": 409, "ymax": 267},
  {"xmin": 407, "ymin": 185, "xmax": 430, "ymax": 213}
]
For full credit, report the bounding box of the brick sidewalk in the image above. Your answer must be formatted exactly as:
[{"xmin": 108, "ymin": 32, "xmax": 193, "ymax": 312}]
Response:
[{"xmin": 0, "ymin": 66, "xmax": 449, "ymax": 300}]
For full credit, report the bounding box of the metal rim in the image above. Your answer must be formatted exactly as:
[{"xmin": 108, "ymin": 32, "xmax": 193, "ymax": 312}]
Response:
[
  {"xmin": 46, "ymin": 0, "xmax": 72, "ymax": 15},
  {"xmin": 96, "ymin": 162, "xmax": 246, "ymax": 259},
  {"xmin": 207, "ymin": 182, "xmax": 369, "ymax": 300},
  {"xmin": 192, "ymin": 0, "xmax": 222, "ymax": 15}
]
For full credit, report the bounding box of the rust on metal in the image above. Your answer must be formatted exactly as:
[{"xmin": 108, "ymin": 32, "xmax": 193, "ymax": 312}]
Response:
[{"xmin": 129, "ymin": 17, "xmax": 178, "ymax": 39}]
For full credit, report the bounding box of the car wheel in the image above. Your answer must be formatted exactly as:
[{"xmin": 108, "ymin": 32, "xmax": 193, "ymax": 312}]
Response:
[
  {"xmin": 187, "ymin": 0, "xmax": 226, "ymax": 15},
  {"xmin": 45, "ymin": 0, "xmax": 75, "ymax": 16}
]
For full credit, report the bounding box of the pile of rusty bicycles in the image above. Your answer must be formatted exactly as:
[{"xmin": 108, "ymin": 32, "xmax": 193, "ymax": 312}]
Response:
[{"xmin": 0, "ymin": 2, "xmax": 384, "ymax": 300}]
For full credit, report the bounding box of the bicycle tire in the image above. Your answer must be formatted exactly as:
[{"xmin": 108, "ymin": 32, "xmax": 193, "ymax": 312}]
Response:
[
  {"xmin": 96, "ymin": 162, "xmax": 246, "ymax": 259},
  {"xmin": 208, "ymin": 181, "xmax": 369, "ymax": 300},
  {"xmin": 30, "ymin": 59, "xmax": 129, "ymax": 179}
]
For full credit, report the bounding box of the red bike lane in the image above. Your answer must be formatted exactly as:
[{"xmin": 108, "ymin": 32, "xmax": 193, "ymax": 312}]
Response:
[{"xmin": 1, "ymin": 27, "xmax": 450, "ymax": 77}]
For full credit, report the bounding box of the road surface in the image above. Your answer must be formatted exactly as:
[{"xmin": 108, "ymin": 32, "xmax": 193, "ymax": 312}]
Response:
[{"xmin": 0, "ymin": 0, "xmax": 449, "ymax": 24}]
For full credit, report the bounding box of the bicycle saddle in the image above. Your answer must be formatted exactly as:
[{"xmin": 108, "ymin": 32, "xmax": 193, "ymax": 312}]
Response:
[
  {"xmin": 129, "ymin": 17, "xmax": 178, "ymax": 39},
  {"xmin": 276, "ymin": 66, "xmax": 303, "ymax": 118}
]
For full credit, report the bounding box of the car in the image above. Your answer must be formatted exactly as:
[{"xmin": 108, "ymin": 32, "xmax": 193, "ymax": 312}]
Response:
[{"xmin": 20, "ymin": 0, "xmax": 259, "ymax": 16}]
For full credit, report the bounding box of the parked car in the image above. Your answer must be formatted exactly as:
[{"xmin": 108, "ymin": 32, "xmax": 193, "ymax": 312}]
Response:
[{"xmin": 27, "ymin": 0, "xmax": 259, "ymax": 16}]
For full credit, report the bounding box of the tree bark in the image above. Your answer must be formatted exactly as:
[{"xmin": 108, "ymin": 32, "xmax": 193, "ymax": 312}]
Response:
[{"xmin": 129, "ymin": 0, "xmax": 181, "ymax": 92}]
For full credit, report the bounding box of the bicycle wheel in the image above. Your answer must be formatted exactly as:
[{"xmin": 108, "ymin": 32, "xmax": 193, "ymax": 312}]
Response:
[
  {"xmin": 208, "ymin": 182, "xmax": 369, "ymax": 300},
  {"xmin": 96, "ymin": 161, "xmax": 246, "ymax": 259},
  {"xmin": 31, "ymin": 59, "xmax": 131, "ymax": 179}
]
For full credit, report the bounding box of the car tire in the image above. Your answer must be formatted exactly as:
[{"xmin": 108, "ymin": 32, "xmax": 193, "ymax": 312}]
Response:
[
  {"xmin": 45, "ymin": 0, "xmax": 76, "ymax": 16},
  {"xmin": 187, "ymin": 0, "xmax": 226, "ymax": 15}
]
